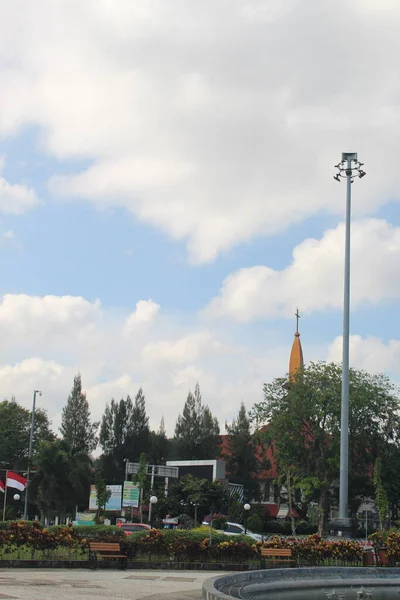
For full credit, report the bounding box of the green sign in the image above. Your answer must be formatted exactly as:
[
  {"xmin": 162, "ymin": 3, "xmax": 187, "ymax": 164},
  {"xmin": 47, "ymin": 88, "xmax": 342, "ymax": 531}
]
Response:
[{"xmin": 123, "ymin": 481, "xmax": 139, "ymax": 508}]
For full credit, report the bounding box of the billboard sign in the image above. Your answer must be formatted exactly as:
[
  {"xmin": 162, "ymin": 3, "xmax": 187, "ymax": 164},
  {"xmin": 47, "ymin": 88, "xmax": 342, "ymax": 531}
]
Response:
[
  {"xmin": 122, "ymin": 481, "xmax": 140, "ymax": 508},
  {"xmin": 89, "ymin": 484, "xmax": 122, "ymax": 511}
]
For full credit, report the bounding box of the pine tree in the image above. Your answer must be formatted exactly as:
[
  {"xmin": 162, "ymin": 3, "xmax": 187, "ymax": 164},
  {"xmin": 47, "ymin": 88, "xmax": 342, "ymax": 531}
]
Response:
[
  {"xmin": 99, "ymin": 396, "xmax": 134, "ymax": 480},
  {"xmin": 149, "ymin": 416, "xmax": 170, "ymax": 464},
  {"xmin": 224, "ymin": 402, "xmax": 259, "ymax": 499},
  {"xmin": 174, "ymin": 383, "xmax": 220, "ymax": 460},
  {"xmin": 60, "ymin": 374, "xmax": 98, "ymax": 454},
  {"xmin": 127, "ymin": 388, "xmax": 150, "ymax": 461}
]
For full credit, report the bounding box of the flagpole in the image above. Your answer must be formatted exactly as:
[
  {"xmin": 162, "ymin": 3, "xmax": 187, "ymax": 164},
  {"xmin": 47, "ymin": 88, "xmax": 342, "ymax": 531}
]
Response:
[{"xmin": 2, "ymin": 484, "xmax": 7, "ymax": 521}]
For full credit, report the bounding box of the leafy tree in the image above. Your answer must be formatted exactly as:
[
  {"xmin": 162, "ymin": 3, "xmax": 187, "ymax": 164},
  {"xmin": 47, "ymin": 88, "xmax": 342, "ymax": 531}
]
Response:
[
  {"xmin": 380, "ymin": 443, "xmax": 400, "ymax": 522},
  {"xmin": 223, "ymin": 402, "xmax": 259, "ymax": 500},
  {"xmin": 374, "ymin": 457, "xmax": 388, "ymax": 530},
  {"xmin": 33, "ymin": 439, "xmax": 91, "ymax": 521},
  {"xmin": 0, "ymin": 398, "xmax": 54, "ymax": 470},
  {"xmin": 157, "ymin": 474, "xmax": 229, "ymax": 525},
  {"xmin": 94, "ymin": 469, "xmax": 111, "ymax": 523},
  {"xmin": 174, "ymin": 383, "xmax": 220, "ymax": 460},
  {"xmin": 252, "ymin": 362, "xmax": 400, "ymax": 534},
  {"xmin": 60, "ymin": 374, "xmax": 98, "ymax": 454}
]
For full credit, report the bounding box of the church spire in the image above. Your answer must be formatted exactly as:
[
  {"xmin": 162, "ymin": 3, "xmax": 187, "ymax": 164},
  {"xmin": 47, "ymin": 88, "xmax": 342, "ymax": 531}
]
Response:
[{"xmin": 289, "ymin": 308, "xmax": 304, "ymax": 380}]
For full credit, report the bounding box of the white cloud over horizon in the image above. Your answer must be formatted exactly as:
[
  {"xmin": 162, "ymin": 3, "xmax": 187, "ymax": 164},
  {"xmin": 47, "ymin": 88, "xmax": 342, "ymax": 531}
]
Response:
[{"xmin": 0, "ymin": 291, "xmax": 399, "ymax": 441}]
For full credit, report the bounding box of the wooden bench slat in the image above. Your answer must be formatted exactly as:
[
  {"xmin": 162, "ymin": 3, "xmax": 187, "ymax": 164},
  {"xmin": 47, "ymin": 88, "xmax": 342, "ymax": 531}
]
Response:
[
  {"xmin": 89, "ymin": 543, "xmax": 121, "ymax": 550},
  {"xmin": 261, "ymin": 548, "xmax": 292, "ymax": 556}
]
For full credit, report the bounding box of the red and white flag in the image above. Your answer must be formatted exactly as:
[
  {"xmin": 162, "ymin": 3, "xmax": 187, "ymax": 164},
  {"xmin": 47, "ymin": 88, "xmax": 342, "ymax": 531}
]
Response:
[
  {"xmin": 0, "ymin": 480, "xmax": 5, "ymax": 493},
  {"xmin": 6, "ymin": 471, "xmax": 27, "ymax": 492}
]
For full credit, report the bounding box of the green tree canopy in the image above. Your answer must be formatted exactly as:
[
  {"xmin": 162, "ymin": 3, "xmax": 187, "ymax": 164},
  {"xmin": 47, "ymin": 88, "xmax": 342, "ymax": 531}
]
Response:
[
  {"xmin": 173, "ymin": 383, "xmax": 220, "ymax": 460},
  {"xmin": 60, "ymin": 374, "xmax": 98, "ymax": 454},
  {"xmin": 223, "ymin": 402, "xmax": 259, "ymax": 500},
  {"xmin": 252, "ymin": 362, "xmax": 400, "ymax": 533},
  {"xmin": 99, "ymin": 389, "xmax": 151, "ymax": 481},
  {"xmin": 0, "ymin": 397, "xmax": 54, "ymax": 471},
  {"xmin": 33, "ymin": 439, "xmax": 92, "ymax": 521}
]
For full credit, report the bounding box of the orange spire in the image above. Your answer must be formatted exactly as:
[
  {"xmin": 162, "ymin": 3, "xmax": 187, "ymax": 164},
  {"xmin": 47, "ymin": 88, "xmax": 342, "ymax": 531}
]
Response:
[{"xmin": 289, "ymin": 308, "xmax": 304, "ymax": 380}]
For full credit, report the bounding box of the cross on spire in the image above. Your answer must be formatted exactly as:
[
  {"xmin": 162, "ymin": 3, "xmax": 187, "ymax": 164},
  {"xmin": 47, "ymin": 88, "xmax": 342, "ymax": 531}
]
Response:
[{"xmin": 295, "ymin": 308, "xmax": 300, "ymax": 334}]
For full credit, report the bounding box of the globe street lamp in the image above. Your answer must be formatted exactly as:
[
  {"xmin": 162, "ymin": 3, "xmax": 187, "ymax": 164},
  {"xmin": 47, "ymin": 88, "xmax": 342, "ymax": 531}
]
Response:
[
  {"xmin": 23, "ymin": 390, "xmax": 42, "ymax": 520},
  {"xmin": 244, "ymin": 503, "xmax": 251, "ymax": 534},
  {"xmin": 149, "ymin": 495, "xmax": 158, "ymax": 528},
  {"xmin": 13, "ymin": 494, "xmax": 20, "ymax": 501},
  {"xmin": 333, "ymin": 154, "xmax": 366, "ymax": 535}
]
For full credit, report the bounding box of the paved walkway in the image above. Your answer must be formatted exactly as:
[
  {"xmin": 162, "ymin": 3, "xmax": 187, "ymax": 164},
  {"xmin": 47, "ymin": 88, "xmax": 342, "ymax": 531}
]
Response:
[{"xmin": 0, "ymin": 569, "xmax": 225, "ymax": 600}]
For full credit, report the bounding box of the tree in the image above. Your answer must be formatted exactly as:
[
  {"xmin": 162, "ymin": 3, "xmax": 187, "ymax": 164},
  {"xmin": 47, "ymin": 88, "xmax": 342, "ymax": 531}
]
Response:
[
  {"xmin": 374, "ymin": 458, "xmax": 388, "ymax": 531},
  {"xmin": 127, "ymin": 388, "xmax": 150, "ymax": 461},
  {"xmin": 252, "ymin": 362, "xmax": 400, "ymax": 534},
  {"xmin": 133, "ymin": 452, "xmax": 148, "ymax": 523},
  {"xmin": 99, "ymin": 389, "xmax": 151, "ymax": 481},
  {"xmin": 148, "ymin": 416, "xmax": 170, "ymax": 465},
  {"xmin": 157, "ymin": 474, "xmax": 229, "ymax": 525},
  {"xmin": 60, "ymin": 374, "xmax": 98, "ymax": 454},
  {"xmin": 0, "ymin": 398, "xmax": 54, "ymax": 470},
  {"xmin": 223, "ymin": 402, "xmax": 259, "ymax": 500},
  {"xmin": 99, "ymin": 396, "xmax": 134, "ymax": 481},
  {"xmin": 94, "ymin": 469, "xmax": 111, "ymax": 523},
  {"xmin": 174, "ymin": 383, "xmax": 220, "ymax": 460},
  {"xmin": 33, "ymin": 439, "xmax": 91, "ymax": 522}
]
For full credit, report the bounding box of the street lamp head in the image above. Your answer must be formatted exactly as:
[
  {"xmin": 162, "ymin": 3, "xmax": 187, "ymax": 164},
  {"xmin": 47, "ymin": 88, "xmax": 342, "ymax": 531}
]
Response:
[
  {"xmin": 150, "ymin": 495, "xmax": 158, "ymax": 505},
  {"xmin": 359, "ymin": 170, "xmax": 366, "ymax": 179},
  {"xmin": 244, "ymin": 503, "xmax": 251, "ymax": 511},
  {"xmin": 34, "ymin": 390, "xmax": 42, "ymax": 396},
  {"xmin": 13, "ymin": 494, "xmax": 20, "ymax": 501},
  {"xmin": 334, "ymin": 174, "xmax": 341, "ymax": 182}
]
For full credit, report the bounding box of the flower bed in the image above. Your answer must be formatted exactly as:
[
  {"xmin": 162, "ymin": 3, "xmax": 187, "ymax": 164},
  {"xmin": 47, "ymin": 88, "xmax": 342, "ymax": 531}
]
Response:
[
  {"xmin": 255, "ymin": 534, "xmax": 363, "ymax": 566},
  {"xmin": 0, "ymin": 522, "xmax": 367, "ymax": 566}
]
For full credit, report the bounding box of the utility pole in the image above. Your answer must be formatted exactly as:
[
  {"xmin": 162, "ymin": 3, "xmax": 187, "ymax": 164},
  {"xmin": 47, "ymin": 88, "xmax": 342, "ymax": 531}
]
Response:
[{"xmin": 23, "ymin": 390, "xmax": 42, "ymax": 520}]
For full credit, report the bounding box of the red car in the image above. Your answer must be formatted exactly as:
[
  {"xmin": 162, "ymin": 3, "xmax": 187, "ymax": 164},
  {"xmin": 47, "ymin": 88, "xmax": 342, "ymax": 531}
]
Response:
[{"xmin": 116, "ymin": 522, "xmax": 151, "ymax": 536}]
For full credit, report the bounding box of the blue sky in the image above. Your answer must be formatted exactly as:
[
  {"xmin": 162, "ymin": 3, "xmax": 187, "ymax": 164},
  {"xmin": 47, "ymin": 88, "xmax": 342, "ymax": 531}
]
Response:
[{"xmin": 0, "ymin": 0, "xmax": 400, "ymax": 435}]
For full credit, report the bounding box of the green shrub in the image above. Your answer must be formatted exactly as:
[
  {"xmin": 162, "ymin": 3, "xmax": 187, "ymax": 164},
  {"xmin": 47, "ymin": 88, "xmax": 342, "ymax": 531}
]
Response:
[
  {"xmin": 246, "ymin": 513, "xmax": 263, "ymax": 533},
  {"xmin": 213, "ymin": 517, "xmax": 228, "ymax": 531}
]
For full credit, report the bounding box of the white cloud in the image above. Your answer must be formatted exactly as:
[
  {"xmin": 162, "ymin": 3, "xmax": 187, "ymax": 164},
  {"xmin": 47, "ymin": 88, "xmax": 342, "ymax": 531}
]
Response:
[
  {"xmin": 142, "ymin": 331, "xmax": 226, "ymax": 364},
  {"xmin": 1, "ymin": 1, "xmax": 400, "ymax": 260},
  {"xmin": 327, "ymin": 335, "xmax": 400, "ymax": 376},
  {"xmin": 0, "ymin": 292, "xmax": 287, "ymax": 434},
  {"xmin": 3, "ymin": 229, "xmax": 15, "ymax": 239},
  {"xmin": 203, "ymin": 219, "xmax": 400, "ymax": 322},
  {"xmin": 125, "ymin": 299, "xmax": 160, "ymax": 330},
  {"xmin": 0, "ymin": 159, "xmax": 38, "ymax": 215},
  {"xmin": 0, "ymin": 294, "xmax": 101, "ymax": 340}
]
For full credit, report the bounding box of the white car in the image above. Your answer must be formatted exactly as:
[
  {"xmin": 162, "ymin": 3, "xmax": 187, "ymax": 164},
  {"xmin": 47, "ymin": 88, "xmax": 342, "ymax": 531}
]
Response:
[{"xmin": 203, "ymin": 521, "xmax": 263, "ymax": 541}]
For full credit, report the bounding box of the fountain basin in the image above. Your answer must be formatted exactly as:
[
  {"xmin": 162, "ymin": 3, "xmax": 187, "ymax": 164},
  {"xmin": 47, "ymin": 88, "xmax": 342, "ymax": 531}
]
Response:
[{"xmin": 203, "ymin": 567, "xmax": 400, "ymax": 600}]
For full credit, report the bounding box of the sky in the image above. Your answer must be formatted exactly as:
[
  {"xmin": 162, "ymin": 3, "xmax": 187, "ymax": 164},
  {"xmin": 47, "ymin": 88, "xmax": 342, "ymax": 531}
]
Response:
[{"xmin": 0, "ymin": 0, "xmax": 400, "ymax": 437}]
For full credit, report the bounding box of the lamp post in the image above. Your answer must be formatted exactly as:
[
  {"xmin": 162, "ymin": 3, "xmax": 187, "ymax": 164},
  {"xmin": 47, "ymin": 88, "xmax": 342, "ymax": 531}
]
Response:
[
  {"xmin": 244, "ymin": 503, "xmax": 251, "ymax": 534},
  {"xmin": 149, "ymin": 495, "xmax": 158, "ymax": 528},
  {"xmin": 23, "ymin": 390, "xmax": 42, "ymax": 521},
  {"xmin": 334, "ymin": 155, "xmax": 366, "ymax": 533}
]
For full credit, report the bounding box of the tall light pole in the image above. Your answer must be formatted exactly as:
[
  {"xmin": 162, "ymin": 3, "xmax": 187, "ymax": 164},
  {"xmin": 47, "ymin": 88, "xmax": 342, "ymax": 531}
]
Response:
[
  {"xmin": 334, "ymin": 154, "xmax": 366, "ymax": 530},
  {"xmin": 23, "ymin": 390, "xmax": 42, "ymax": 520}
]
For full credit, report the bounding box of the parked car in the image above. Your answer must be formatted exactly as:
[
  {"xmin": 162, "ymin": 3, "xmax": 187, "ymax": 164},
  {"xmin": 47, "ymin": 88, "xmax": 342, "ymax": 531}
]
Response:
[
  {"xmin": 202, "ymin": 520, "xmax": 263, "ymax": 541},
  {"xmin": 116, "ymin": 522, "xmax": 151, "ymax": 536}
]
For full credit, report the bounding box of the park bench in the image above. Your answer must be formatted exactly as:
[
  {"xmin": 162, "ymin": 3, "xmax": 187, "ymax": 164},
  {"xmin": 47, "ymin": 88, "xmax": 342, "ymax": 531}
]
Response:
[
  {"xmin": 89, "ymin": 542, "xmax": 127, "ymax": 569},
  {"xmin": 260, "ymin": 547, "xmax": 296, "ymax": 568}
]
